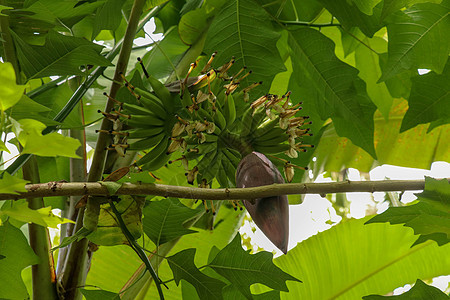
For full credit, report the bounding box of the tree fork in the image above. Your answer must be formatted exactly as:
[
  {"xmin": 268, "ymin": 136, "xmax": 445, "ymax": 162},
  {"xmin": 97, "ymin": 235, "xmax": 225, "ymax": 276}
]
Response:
[{"xmin": 1, "ymin": 179, "xmax": 446, "ymax": 201}]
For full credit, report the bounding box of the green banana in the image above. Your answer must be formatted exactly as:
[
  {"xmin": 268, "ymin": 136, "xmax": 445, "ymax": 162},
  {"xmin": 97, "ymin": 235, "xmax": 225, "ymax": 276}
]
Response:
[
  {"xmin": 253, "ymin": 130, "xmax": 289, "ymax": 145},
  {"xmin": 137, "ymin": 96, "xmax": 167, "ymax": 118},
  {"xmin": 121, "ymin": 102, "xmax": 159, "ymax": 117},
  {"xmin": 126, "ymin": 127, "xmax": 164, "ymax": 139},
  {"xmin": 221, "ymin": 152, "xmax": 237, "ymax": 186},
  {"xmin": 125, "ymin": 114, "xmax": 165, "ymax": 128},
  {"xmin": 127, "ymin": 133, "xmax": 165, "ymax": 151},
  {"xmin": 146, "ymin": 75, "xmax": 172, "ymax": 108},
  {"xmin": 213, "ymin": 109, "xmax": 226, "ymax": 131},
  {"xmin": 195, "ymin": 142, "xmax": 216, "ymax": 155},
  {"xmin": 252, "ymin": 117, "xmax": 280, "ymax": 139},
  {"xmin": 204, "ymin": 134, "xmax": 219, "ymax": 143},
  {"xmin": 216, "ymin": 158, "xmax": 230, "ymax": 188},
  {"xmin": 184, "ymin": 149, "xmax": 202, "ymax": 161},
  {"xmin": 196, "ymin": 107, "xmax": 214, "ymax": 123},
  {"xmin": 133, "ymin": 87, "xmax": 165, "ymax": 106},
  {"xmin": 223, "ymin": 93, "xmax": 236, "ymax": 128},
  {"xmin": 250, "ymin": 108, "xmax": 267, "ymax": 133},
  {"xmin": 142, "ymin": 150, "xmax": 172, "ymax": 171},
  {"xmin": 138, "ymin": 136, "xmax": 170, "ymax": 166},
  {"xmin": 253, "ymin": 143, "xmax": 290, "ymax": 154},
  {"xmin": 222, "ymin": 148, "xmax": 241, "ymax": 167},
  {"xmin": 199, "ymin": 150, "xmax": 223, "ymax": 183},
  {"xmin": 195, "ymin": 148, "xmax": 217, "ymax": 176},
  {"xmin": 240, "ymin": 107, "xmax": 254, "ymax": 137},
  {"xmin": 181, "ymin": 89, "xmax": 193, "ymax": 109}
]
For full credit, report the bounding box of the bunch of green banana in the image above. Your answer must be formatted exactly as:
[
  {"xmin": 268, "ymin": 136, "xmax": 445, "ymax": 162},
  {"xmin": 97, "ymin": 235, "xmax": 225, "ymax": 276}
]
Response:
[
  {"xmin": 99, "ymin": 53, "xmax": 312, "ymax": 189},
  {"xmin": 99, "ymin": 66, "xmax": 178, "ymax": 170}
]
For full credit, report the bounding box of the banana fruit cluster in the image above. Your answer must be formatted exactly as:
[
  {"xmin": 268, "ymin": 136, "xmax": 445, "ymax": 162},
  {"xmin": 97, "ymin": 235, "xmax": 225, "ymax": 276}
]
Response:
[{"xmin": 99, "ymin": 53, "xmax": 313, "ymax": 188}]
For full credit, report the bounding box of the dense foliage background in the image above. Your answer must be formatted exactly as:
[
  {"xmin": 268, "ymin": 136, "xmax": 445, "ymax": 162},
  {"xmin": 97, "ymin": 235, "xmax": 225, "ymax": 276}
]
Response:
[{"xmin": 0, "ymin": 0, "xmax": 449, "ymax": 299}]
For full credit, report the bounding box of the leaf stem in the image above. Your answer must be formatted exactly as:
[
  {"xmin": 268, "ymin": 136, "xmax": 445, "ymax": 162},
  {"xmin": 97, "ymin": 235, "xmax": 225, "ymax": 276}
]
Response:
[
  {"xmin": 278, "ymin": 20, "xmax": 342, "ymax": 28},
  {"xmin": 107, "ymin": 198, "xmax": 166, "ymax": 299}
]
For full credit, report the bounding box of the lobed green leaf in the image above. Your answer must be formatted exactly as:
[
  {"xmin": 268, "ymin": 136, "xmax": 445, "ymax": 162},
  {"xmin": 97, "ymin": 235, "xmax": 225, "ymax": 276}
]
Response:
[
  {"xmin": 288, "ymin": 28, "xmax": 377, "ymax": 158},
  {"xmin": 363, "ymin": 279, "xmax": 449, "ymax": 299},
  {"xmin": 12, "ymin": 30, "xmax": 112, "ymax": 80},
  {"xmin": 379, "ymin": 2, "xmax": 450, "ymax": 82},
  {"xmin": 167, "ymin": 248, "xmax": 226, "ymax": 300},
  {"xmin": 400, "ymin": 63, "xmax": 450, "ymax": 132},
  {"xmin": 0, "ymin": 222, "xmax": 39, "ymax": 299},
  {"xmin": 209, "ymin": 233, "xmax": 301, "ymax": 299},
  {"xmin": 143, "ymin": 197, "xmax": 199, "ymax": 246},
  {"xmin": 366, "ymin": 177, "xmax": 450, "ymax": 246},
  {"xmin": 204, "ymin": 0, "xmax": 286, "ymax": 97}
]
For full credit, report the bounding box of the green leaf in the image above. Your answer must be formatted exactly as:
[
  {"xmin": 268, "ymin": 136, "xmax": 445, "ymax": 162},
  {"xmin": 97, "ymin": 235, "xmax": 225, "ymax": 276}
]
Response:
[
  {"xmin": 275, "ymin": 218, "xmax": 450, "ymax": 299},
  {"xmin": 35, "ymin": 156, "xmax": 70, "ymax": 209},
  {"xmin": 204, "ymin": 0, "xmax": 286, "ymax": 96},
  {"xmin": 366, "ymin": 177, "xmax": 450, "ymax": 246},
  {"xmin": 0, "ymin": 222, "xmax": 39, "ymax": 300},
  {"xmin": 87, "ymin": 205, "xmax": 244, "ymax": 299},
  {"xmin": 140, "ymin": 28, "xmax": 189, "ymax": 80},
  {"xmin": 312, "ymin": 100, "xmax": 450, "ymax": 173},
  {"xmin": 30, "ymin": 82, "xmax": 83, "ymax": 128},
  {"xmin": 378, "ymin": 52, "xmax": 413, "ymax": 99},
  {"xmin": 288, "ymin": 28, "xmax": 377, "ymax": 158},
  {"xmin": 419, "ymin": 177, "xmax": 450, "ymax": 209},
  {"xmin": 209, "ymin": 233, "xmax": 301, "ymax": 299},
  {"xmin": 259, "ymin": 0, "xmax": 323, "ymax": 23},
  {"xmin": 340, "ymin": 27, "xmax": 366, "ymax": 57},
  {"xmin": 91, "ymin": 0, "xmax": 126, "ymax": 39},
  {"xmin": 22, "ymin": 0, "xmax": 103, "ymax": 28},
  {"xmin": 0, "ymin": 172, "xmax": 29, "ymax": 195},
  {"xmin": 52, "ymin": 227, "xmax": 92, "ymax": 250},
  {"xmin": 86, "ymin": 195, "xmax": 144, "ymax": 246},
  {"xmin": 99, "ymin": 181, "xmax": 122, "ymax": 195},
  {"xmin": 354, "ymin": 36, "xmax": 393, "ymax": 119},
  {"xmin": 363, "ymin": 279, "xmax": 450, "ymax": 299},
  {"xmin": 12, "ymin": 29, "xmax": 112, "ymax": 79},
  {"xmin": 350, "ymin": 0, "xmax": 383, "ymax": 15},
  {"xmin": 400, "ymin": 65, "xmax": 450, "ymax": 132},
  {"xmin": 0, "ymin": 200, "xmax": 74, "ymax": 228},
  {"xmin": 0, "ymin": 140, "xmax": 8, "ymax": 153},
  {"xmin": 80, "ymin": 289, "xmax": 121, "ymax": 300},
  {"xmin": 0, "ymin": 62, "xmax": 25, "ymax": 111},
  {"xmin": 10, "ymin": 94, "xmax": 52, "ymax": 114},
  {"xmin": 0, "ymin": 5, "xmax": 12, "ymax": 16},
  {"xmin": 142, "ymin": 198, "xmax": 199, "ymax": 246},
  {"xmin": 9, "ymin": 93, "xmax": 58, "ymax": 127},
  {"xmin": 178, "ymin": 8, "xmax": 208, "ymax": 45},
  {"xmin": 223, "ymin": 285, "xmax": 281, "ymax": 300},
  {"xmin": 380, "ymin": 0, "xmax": 443, "ymax": 21},
  {"xmin": 379, "ymin": 2, "xmax": 450, "ymax": 82},
  {"xmin": 118, "ymin": 171, "xmax": 155, "ymax": 184},
  {"xmin": 167, "ymin": 248, "xmax": 227, "ymax": 300},
  {"xmin": 12, "ymin": 118, "xmax": 81, "ymax": 158},
  {"xmin": 317, "ymin": 0, "xmax": 384, "ymax": 37}
]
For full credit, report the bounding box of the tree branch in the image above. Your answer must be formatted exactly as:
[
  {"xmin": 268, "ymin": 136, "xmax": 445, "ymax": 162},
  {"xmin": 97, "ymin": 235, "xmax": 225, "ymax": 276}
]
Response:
[{"xmin": 2, "ymin": 179, "xmax": 446, "ymax": 201}]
